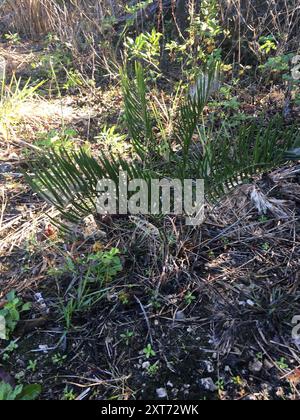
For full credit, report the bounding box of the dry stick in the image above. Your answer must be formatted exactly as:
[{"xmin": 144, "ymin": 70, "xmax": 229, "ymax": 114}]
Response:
[
  {"xmin": 9, "ymin": 137, "xmax": 42, "ymax": 152},
  {"xmin": 0, "ymin": 187, "xmax": 7, "ymax": 232},
  {"xmin": 65, "ymin": 375, "xmax": 131, "ymax": 389},
  {"xmin": 134, "ymin": 295, "xmax": 154, "ymax": 347},
  {"xmin": 238, "ymin": 0, "xmax": 241, "ymax": 65},
  {"xmin": 75, "ymin": 388, "xmax": 91, "ymax": 401}
]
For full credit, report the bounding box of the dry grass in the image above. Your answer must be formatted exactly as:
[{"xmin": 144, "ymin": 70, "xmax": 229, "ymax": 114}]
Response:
[
  {"xmin": 0, "ymin": 0, "xmax": 127, "ymax": 38},
  {"xmin": 0, "ymin": 0, "xmax": 129, "ymax": 74},
  {"xmin": 1, "ymin": 0, "xmax": 58, "ymax": 37},
  {"xmin": 220, "ymin": 0, "xmax": 300, "ymax": 59}
]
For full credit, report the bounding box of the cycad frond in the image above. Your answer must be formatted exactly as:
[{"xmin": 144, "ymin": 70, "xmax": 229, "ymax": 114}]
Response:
[
  {"xmin": 284, "ymin": 148, "xmax": 300, "ymax": 160},
  {"xmin": 121, "ymin": 63, "xmax": 155, "ymax": 159},
  {"xmin": 199, "ymin": 117, "xmax": 298, "ymax": 202},
  {"xmin": 25, "ymin": 148, "xmax": 148, "ymax": 225},
  {"xmin": 174, "ymin": 60, "xmax": 220, "ymax": 178}
]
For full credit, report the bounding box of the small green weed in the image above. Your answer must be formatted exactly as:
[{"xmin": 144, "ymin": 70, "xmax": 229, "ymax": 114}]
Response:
[
  {"xmin": 0, "ymin": 291, "xmax": 31, "ymax": 339},
  {"xmin": 0, "ymin": 382, "xmax": 41, "ymax": 401}
]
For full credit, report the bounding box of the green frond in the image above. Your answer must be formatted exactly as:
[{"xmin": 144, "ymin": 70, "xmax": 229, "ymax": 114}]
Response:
[
  {"xmin": 25, "ymin": 147, "xmax": 148, "ymax": 225},
  {"xmin": 190, "ymin": 116, "xmax": 297, "ymax": 202},
  {"xmin": 121, "ymin": 62, "xmax": 155, "ymax": 159},
  {"xmin": 174, "ymin": 60, "xmax": 220, "ymax": 178}
]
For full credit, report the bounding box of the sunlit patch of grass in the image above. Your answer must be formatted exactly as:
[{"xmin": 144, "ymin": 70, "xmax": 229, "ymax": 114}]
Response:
[{"xmin": 0, "ymin": 76, "xmax": 44, "ymax": 140}]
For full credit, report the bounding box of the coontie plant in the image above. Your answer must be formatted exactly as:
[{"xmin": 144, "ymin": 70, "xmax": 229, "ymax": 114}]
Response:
[{"xmin": 25, "ymin": 61, "xmax": 300, "ymax": 227}]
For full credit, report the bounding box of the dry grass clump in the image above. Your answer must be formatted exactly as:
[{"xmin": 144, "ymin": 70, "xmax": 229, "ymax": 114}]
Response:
[
  {"xmin": 0, "ymin": 0, "xmax": 59, "ymax": 38},
  {"xmin": 0, "ymin": 0, "xmax": 126, "ymax": 38}
]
